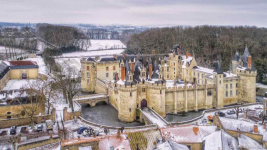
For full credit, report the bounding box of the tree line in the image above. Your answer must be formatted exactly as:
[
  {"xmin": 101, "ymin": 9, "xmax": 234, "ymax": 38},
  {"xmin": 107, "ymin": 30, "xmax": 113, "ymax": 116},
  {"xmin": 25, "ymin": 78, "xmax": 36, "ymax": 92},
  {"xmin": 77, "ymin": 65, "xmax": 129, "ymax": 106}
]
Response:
[{"xmin": 125, "ymin": 26, "xmax": 267, "ymax": 84}]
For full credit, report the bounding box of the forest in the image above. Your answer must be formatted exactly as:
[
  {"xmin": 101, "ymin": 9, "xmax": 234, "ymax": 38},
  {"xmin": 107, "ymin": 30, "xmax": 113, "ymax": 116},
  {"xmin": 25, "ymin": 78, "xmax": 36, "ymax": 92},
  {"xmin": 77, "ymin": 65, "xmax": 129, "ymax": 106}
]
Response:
[{"xmin": 125, "ymin": 26, "xmax": 267, "ymax": 84}]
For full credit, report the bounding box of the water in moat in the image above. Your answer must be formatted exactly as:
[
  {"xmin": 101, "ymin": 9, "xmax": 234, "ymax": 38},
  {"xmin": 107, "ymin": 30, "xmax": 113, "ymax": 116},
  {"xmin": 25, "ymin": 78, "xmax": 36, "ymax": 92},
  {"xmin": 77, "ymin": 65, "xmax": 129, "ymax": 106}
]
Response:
[
  {"xmin": 81, "ymin": 102, "xmax": 144, "ymax": 127},
  {"xmin": 81, "ymin": 102, "xmax": 206, "ymax": 126},
  {"xmin": 165, "ymin": 110, "xmax": 204, "ymax": 122}
]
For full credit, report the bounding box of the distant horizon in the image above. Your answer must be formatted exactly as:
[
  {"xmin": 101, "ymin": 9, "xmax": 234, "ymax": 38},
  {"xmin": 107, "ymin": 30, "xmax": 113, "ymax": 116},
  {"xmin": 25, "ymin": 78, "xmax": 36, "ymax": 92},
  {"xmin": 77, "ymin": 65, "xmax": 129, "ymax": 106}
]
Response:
[{"xmin": 0, "ymin": 21, "xmax": 266, "ymax": 29}]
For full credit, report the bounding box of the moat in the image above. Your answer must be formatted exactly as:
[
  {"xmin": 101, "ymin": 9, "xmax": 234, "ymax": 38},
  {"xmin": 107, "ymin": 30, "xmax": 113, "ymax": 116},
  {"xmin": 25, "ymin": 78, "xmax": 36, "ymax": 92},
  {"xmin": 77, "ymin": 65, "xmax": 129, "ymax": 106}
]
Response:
[{"xmin": 81, "ymin": 102, "xmax": 204, "ymax": 126}]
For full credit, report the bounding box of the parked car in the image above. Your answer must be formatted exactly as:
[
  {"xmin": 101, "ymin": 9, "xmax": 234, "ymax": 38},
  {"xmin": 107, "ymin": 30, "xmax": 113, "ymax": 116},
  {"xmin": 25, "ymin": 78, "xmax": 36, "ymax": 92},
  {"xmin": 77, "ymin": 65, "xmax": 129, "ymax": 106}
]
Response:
[
  {"xmin": 10, "ymin": 126, "xmax": 17, "ymax": 135},
  {"xmin": 77, "ymin": 127, "xmax": 90, "ymax": 134},
  {"xmin": 227, "ymin": 110, "xmax": 235, "ymax": 115},
  {"xmin": 215, "ymin": 111, "xmax": 226, "ymax": 117},
  {"xmin": 37, "ymin": 124, "xmax": 43, "ymax": 132},
  {"xmin": 94, "ymin": 129, "xmax": 100, "ymax": 136},
  {"xmin": 46, "ymin": 120, "xmax": 53, "ymax": 131},
  {"xmin": 207, "ymin": 115, "xmax": 213, "ymax": 121}
]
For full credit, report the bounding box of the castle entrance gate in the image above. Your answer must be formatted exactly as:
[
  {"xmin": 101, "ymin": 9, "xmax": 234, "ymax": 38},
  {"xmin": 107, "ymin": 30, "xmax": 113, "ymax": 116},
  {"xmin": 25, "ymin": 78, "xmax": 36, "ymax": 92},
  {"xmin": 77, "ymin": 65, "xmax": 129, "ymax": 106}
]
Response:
[{"xmin": 141, "ymin": 99, "xmax": 147, "ymax": 108}]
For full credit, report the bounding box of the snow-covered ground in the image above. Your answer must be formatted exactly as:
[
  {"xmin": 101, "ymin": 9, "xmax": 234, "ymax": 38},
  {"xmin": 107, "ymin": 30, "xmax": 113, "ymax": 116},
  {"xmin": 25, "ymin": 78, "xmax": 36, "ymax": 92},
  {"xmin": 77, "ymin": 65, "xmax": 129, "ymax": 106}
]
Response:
[
  {"xmin": 2, "ymin": 79, "xmax": 36, "ymax": 90},
  {"xmin": 141, "ymin": 108, "xmax": 167, "ymax": 127},
  {"xmin": 24, "ymin": 56, "xmax": 48, "ymax": 75},
  {"xmin": 61, "ymin": 49, "xmax": 124, "ymax": 57},
  {"xmin": 87, "ymin": 40, "xmax": 126, "ymax": 50}
]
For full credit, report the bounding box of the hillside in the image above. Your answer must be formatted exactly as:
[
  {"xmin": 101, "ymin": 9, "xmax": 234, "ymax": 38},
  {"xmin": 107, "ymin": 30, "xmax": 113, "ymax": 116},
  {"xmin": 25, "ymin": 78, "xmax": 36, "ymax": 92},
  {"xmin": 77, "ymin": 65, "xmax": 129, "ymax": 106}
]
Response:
[{"xmin": 125, "ymin": 26, "xmax": 267, "ymax": 84}]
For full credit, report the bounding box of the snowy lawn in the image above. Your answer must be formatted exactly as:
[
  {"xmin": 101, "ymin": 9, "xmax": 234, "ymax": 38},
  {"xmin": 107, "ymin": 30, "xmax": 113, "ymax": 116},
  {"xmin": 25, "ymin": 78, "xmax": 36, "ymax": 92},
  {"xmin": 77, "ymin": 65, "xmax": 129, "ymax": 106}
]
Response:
[{"xmin": 87, "ymin": 40, "xmax": 126, "ymax": 50}]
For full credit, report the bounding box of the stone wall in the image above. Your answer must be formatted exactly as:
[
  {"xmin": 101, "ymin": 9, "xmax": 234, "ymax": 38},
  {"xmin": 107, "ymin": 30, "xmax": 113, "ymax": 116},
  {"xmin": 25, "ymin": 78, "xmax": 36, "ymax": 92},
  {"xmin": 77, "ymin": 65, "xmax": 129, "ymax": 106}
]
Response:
[
  {"xmin": 0, "ymin": 108, "xmax": 55, "ymax": 129},
  {"xmin": 0, "ymin": 102, "xmax": 46, "ymax": 120},
  {"xmin": 95, "ymin": 79, "xmax": 108, "ymax": 94},
  {"xmin": 17, "ymin": 135, "xmax": 60, "ymax": 150},
  {"xmin": 10, "ymin": 68, "xmax": 38, "ymax": 79},
  {"xmin": 63, "ymin": 104, "xmax": 81, "ymax": 121},
  {"xmin": 239, "ymin": 70, "xmax": 257, "ymax": 103},
  {"xmin": 147, "ymin": 84, "xmax": 166, "ymax": 117},
  {"xmin": 61, "ymin": 138, "xmax": 99, "ymax": 150}
]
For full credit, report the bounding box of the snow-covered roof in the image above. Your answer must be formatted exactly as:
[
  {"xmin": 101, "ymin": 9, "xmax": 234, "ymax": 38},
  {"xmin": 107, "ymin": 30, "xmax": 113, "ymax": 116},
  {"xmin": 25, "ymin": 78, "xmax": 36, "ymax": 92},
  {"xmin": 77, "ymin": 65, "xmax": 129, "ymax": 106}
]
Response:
[
  {"xmin": 238, "ymin": 134, "xmax": 265, "ymax": 150},
  {"xmin": 203, "ymin": 130, "xmax": 238, "ymax": 150},
  {"xmin": 224, "ymin": 72, "xmax": 238, "ymax": 78},
  {"xmin": 161, "ymin": 125, "xmax": 217, "ymax": 143},
  {"xmin": 193, "ymin": 66, "xmax": 214, "ymax": 74},
  {"xmin": 165, "ymin": 80, "xmax": 192, "ymax": 88},
  {"xmin": 219, "ymin": 117, "xmax": 267, "ymax": 141},
  {"xmin": 2, "ymin": 79, "xmax": 36, "ymax": 91},
  {"xmin": 156, "ymin": 141, "xmax": 189, "ymax": 150},
  {"xmin": 99, "ymin": 134, "xmax": 130, "ymax": 150},
  {"xmin": 23, "ymin": 56, "xmax": 48, "ymax": 75},
  {"xmin": 181, "ymin": 55, "xmax": 193, "ymax": 68}
]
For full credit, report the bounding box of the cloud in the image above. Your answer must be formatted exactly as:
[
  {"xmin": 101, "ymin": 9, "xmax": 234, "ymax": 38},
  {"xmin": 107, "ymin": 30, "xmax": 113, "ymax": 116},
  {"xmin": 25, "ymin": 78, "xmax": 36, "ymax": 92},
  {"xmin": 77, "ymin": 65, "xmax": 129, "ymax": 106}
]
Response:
[{"xmin": 0, "ymin": 0, "xmax": 266, "ymax": 27}]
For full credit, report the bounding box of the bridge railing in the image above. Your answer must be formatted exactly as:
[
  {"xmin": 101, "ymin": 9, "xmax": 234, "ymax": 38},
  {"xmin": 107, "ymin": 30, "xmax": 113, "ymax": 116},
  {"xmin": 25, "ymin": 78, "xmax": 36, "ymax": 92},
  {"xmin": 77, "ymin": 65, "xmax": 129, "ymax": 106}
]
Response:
[
  {"xmin": 79, "ymin": 116, "xmax": 157, "ymax": 131},
  {"xmin": 149, "ymin": 108, "xmax": 170, "ymax": 125}
]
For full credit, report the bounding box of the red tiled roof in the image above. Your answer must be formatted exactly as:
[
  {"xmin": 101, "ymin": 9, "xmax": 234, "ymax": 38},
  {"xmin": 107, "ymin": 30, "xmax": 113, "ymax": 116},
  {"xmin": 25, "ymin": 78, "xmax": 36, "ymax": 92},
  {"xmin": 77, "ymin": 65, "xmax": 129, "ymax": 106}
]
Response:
[
  {"xmin": 161, "ymin": 125, "xmax": 216, "ymax": 143},
  {"xmin": 9, "ymin": 61, "xmax": 37, "ymax": 66}
]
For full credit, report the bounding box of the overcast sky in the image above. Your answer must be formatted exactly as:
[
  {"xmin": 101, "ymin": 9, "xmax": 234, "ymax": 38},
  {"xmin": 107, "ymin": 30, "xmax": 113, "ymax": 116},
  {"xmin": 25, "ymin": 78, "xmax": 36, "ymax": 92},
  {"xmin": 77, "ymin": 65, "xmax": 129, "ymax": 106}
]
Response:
[{"xmin": 1, "ymin": 0, "xmax": 267, "ymax": 27}]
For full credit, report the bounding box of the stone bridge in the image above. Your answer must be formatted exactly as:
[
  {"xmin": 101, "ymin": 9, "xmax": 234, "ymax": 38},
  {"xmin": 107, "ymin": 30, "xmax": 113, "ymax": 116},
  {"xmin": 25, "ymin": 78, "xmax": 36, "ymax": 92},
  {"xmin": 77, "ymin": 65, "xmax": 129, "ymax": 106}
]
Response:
[{"xmin": 73, "ymin": 94, "xmax": 109, "ymax": 107}]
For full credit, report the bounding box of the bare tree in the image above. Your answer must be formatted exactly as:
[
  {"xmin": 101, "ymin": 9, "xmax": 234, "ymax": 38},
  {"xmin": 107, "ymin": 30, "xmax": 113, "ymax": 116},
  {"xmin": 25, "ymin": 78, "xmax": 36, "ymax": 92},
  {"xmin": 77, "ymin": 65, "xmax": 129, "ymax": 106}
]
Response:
[
  {"xmin": 51, "ymin": 63, "xmax": 81, "ymax": 112},
  {"xmin": 234, "ymin": 107, "xmax": 240, "ymax": 119}
]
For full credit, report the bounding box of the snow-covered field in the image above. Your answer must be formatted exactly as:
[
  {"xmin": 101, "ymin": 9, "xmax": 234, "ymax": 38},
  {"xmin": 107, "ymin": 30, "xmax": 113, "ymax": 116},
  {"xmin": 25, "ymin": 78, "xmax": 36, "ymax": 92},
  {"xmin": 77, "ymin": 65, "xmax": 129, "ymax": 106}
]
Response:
[
  {"xmin": 87, "ymin": 40, "xmax": 126, "ymax": 50},
  {"xmin": 61, "ymin": 49, "xmax": 124, "ymax": 57}
]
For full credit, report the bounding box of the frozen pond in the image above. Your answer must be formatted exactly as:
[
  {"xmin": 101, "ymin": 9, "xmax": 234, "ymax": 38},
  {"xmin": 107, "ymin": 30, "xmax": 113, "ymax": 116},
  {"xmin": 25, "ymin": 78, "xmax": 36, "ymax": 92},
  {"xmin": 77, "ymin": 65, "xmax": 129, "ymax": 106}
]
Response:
[
  {"xmin": 81, "ymin": 102, "xmax": 144, "ymax": 127},
  {"xmin": 165, "ymin": 110, "xmax": 204, "ymax": 122}
]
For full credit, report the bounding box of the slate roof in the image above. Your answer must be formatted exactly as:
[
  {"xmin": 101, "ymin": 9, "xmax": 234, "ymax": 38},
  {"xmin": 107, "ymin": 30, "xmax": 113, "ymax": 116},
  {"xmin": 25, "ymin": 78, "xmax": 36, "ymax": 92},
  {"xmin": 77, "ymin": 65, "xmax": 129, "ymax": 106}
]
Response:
[
  {"xmin": 233, "ymin": 51, "xmax": 240, "ymax": 61},
  {"xmin": 214, "ymin": 61, "xmax": 223, "ymax": 74},
  {"xmin": 99, "ymin": 57, "xmax": 117, "ymax": 62},
  {"xmin": 0, "ymin": 62, "xmax": 9, "ymax": 80}
]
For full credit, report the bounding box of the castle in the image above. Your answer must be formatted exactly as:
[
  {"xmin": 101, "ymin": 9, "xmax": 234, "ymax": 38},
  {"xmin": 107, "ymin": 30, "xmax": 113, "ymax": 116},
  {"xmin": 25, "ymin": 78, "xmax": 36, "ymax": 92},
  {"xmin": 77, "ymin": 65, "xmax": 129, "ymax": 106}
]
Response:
[{"xmin": 81, "ymin": 45, "xmax": 257, "ymax": 122}]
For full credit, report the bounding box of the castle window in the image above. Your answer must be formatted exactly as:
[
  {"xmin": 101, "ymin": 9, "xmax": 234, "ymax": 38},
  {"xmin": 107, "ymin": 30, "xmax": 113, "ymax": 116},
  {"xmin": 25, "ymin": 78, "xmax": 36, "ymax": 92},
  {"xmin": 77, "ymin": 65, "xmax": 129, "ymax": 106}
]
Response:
[
  {"xmin": 106, "ymin": 73, "xmax": 109, "ymax": 78},
  {"xmin": 230, "ymin": 84, "xmax": 232, "ymax": 89},
  {"xmin": 207, "ymin": 90, "xmax": 212, "ymax": 96},
  {"xmin": 174, "ymin": 63, "xmax": 175, "ymax": 66},
  {"xmin": 167, "ymin": 67, "xmax": 169, "ymax": 71},
  {"xmin": 226, "ymin": 84, "xmax": 228, "ymax": 89},
  {"xmin": 198, "ymin": 73, "xmax": 199, "ymax": 77},
  {"xmin": 87, "ymin": 66, "xmax": 90, "ymax": 71},
  {"xmin": 106, "ymin": 67, "xmax": 109, "ymax": 71},
  {"xmin": 160, "ymin": 90, "xmax": 162, "ymax": 94},
  {"xmin": 142, "ymin": 88, "xmax": 145, "ymax": 92},
  {"xmin": 162, "ymin": 68, "xmax": 164, "ymax": 72},
  {"xmin": 174, "ymin": 72, "xmax": 175, "ymax": 74},
  {"xmin": 87, "ymin": 72, "xmax": 90, "ymax": 78},
  {"xmin": 113, "ymin": 66, "xmax": 116, "ymax": 70},
  {"xmin": 167, "ymin": 75, "xmax": 169, "ymax": 79},
  {"xmin": 236, "ymin": 83, "xmax": 238, "ymax": 88},
  {"xmin": 194, "ymin": 72, "xmax": 195, "ymax": 76},
  {"xmin": 230, "ymin": 90, "xmax": 232, "ymax": 97},
  {"xmin": 130, "ymin": 76, "xmax": 132, "ymax": 80},
  {"xmin": 220, "ymin": 81, "xmax": 221, "ymax": 84},
  {"xmin": 174, "ymin": 68, "xmax": 175, "ymax": 71},
  {"xmin": 130, "ymin": 92, "xmax": 132, "ymax": 96},
  {"xmin": 137, "ymin": 104, "xmax": 139, "ymax": 108},
  {"xmin": 142, "ymin": 72, "xmax": 145, "ymax": 77},
  {"xmin": 87, "ymin": 79, "xmax": 89, "ymax": 84},
  {"xmin": 202, "ymin": 74, "xmax": 204, "ymax": 78},
  {"xmin": 226, "ymin": 91, "xmax": 228, "ymax": 97},
  {"xmin": 129, "ymin": 108, "xmax": 131, "ymax": 112}
]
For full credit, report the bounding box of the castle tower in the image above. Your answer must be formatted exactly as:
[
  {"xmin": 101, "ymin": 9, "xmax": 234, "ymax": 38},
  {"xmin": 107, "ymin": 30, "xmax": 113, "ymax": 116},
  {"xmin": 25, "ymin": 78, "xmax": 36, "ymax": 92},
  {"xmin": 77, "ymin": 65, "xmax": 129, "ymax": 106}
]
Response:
[
  {"xmin": 117, "ymin": 84, "xmax": 137, "ymax": 122},
  {"xmin": 238, "ymin": 46, "xmax": 257, "ymax": 104},
  {"xmin": 81, "ymin": 57, "xmax": 96, "ymax": 93},
  {"xmin": 214, "ymin": 61, "xmax": 224, "ymax": 108},
  {"xmin": 232, "ymin": 51, "xmax": 240, "ymax": 74}
]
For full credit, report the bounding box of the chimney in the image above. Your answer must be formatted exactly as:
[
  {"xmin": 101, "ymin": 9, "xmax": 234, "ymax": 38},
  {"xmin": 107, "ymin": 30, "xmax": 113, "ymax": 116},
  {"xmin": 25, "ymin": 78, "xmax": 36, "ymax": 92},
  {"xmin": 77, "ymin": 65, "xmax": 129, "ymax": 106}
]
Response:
[
  {"xmin": 149, "ymin": 64, "xmax": 153, "ymax": 78},
  {"xmin": 247, "ymin": 55, "xmax": 251, "ymax": 68},
  {"xmin": 123, "ymin": 53, "xmax": 126, "ymax": 59},
  {"xmin": 121, "ymin": 66, "xmax": 125, "ymax": 81},
  {"xmin": 253, "ymin": 125, "xmax": 258, "ymax": 133},
  {"xmin": 116, "ymin": 73, "xmax": 119, "ymax": 81},
  {"xmin": 117, "ymin": 129, "xmax": 121, "ymax": 138},
  {"xmin": 264, "ymin": 123, "xmax": 266, "ymax": 129},
  {"xmin": 113, "ymin": 54, "xmax": 117, "ymax": 59},
  {"xmin": 193, "ymin": 127, "xmax": 199, "ymax": 135},
  {"xmin": 186, "ymin": 52, "xmax": 191, "ymax": 59},
  {"xmin": 131, "ymin": 62, "xmax": 135, "ymax": 73}
]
